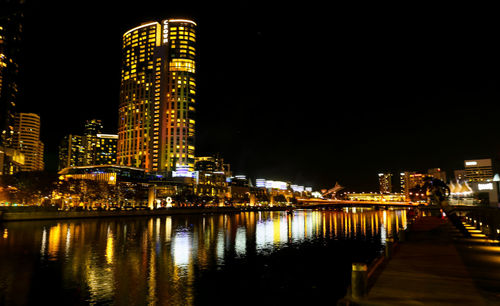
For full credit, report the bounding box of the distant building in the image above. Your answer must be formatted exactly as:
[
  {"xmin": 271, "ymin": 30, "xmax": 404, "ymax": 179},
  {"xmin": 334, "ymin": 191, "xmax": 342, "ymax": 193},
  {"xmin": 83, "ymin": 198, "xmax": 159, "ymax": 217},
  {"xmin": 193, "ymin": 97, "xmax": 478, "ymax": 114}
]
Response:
[
  {"xmin": 400, "ymin": 171, "xmax": 428, "ymax": 199},
  {"xmin": 378, "ymin": 172, "xmax": 393, "ymax": 193},
  {"xmin": 95, "ymin": 134, "xmax": 118, "ymax": 166},
  {"xmin": 427, "ymin": 168, "xmax": 446, "ymax": 182},
  {"xmin": 58, "ymin": 120, "xmax": 117, "ymax": 170},
  {"xmin": 464, "ymin": 159, "xmax": 493, "ymax": 182},
  {"xmin": 13, "ymin": 113, "xmax": 44, "ymax": 171},
  {"xmin": 58, "ymin": 134, "xmax": 84, "ymax": 170},
  {"xmin": 194, "ymin": 156, "xmax": 230, "ymax": 197},
  {"xmin": 0, "ymin": 146, "xmax": 24, "ymax": 175}
]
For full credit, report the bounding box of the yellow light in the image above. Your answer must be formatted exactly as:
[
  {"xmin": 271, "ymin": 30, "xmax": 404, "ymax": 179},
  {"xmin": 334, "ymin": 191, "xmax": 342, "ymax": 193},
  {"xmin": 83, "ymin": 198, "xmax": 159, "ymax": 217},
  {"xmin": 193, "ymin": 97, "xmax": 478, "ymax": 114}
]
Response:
[{"xmin": 123, "ymin": 22, "xmax": 159, "ymax": 36}]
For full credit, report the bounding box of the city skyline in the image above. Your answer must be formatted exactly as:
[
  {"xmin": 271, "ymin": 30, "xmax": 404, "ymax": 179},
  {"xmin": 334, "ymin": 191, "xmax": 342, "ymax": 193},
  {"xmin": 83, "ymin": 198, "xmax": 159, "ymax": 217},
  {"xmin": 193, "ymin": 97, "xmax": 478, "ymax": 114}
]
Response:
[{"xmin": 11, "ymin": 1, "xmax": 500, "ymax": 190}]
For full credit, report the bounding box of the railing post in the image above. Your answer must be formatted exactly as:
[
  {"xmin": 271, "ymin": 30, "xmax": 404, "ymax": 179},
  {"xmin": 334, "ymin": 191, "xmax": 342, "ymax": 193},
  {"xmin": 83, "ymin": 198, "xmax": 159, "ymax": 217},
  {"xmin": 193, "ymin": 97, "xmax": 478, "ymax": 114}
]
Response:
[{"xmin": 351, "ymin": 263, "xmax": 368, "ymax": 299}]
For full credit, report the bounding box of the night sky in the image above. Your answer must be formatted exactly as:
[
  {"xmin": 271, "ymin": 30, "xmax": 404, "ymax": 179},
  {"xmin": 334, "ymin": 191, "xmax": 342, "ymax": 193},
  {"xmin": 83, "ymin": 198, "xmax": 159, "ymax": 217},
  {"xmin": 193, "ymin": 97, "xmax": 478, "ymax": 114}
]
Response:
[{"xmin": 15, "ymin": 1, "xmax": 500, "ymax": 191}]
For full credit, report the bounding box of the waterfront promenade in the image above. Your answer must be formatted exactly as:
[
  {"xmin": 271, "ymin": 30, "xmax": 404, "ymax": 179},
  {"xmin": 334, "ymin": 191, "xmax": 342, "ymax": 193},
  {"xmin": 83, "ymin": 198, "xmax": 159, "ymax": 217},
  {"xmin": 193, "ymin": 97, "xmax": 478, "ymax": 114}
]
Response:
[{"xmin": 342, "ymin": 212, "xmax": 500, "ymax": 305}]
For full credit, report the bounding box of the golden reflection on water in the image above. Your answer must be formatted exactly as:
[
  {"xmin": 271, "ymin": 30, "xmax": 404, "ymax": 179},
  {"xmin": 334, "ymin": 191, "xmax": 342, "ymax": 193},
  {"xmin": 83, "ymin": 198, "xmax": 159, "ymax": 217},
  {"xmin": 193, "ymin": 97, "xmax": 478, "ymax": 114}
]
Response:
[{"xmin": 0, "ymin": 208, "xmax": 408, "ymax": 305}]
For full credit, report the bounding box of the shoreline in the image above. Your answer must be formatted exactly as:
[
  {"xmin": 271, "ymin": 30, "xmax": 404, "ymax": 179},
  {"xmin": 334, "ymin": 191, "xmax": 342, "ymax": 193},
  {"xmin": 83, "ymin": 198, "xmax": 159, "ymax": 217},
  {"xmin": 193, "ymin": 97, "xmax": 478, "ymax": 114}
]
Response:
[{"xmin": 0, "ymin": 206, "xmax": 291, "ymax": 222}]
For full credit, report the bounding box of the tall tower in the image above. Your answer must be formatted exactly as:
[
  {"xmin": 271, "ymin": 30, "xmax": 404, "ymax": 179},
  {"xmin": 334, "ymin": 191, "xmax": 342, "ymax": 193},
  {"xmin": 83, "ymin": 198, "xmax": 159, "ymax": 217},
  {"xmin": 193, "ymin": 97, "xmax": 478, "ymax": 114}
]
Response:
[
  {"xmin": 13, "ymin": 112, "xmax": 44, "ymax": 171},
  {"xmin": 118, "ymin": 19, "xmax": 197, "ymax": 173},
  {"xmin": 378, "ymin": 172, "xmax": 393, "ymax": 194}
]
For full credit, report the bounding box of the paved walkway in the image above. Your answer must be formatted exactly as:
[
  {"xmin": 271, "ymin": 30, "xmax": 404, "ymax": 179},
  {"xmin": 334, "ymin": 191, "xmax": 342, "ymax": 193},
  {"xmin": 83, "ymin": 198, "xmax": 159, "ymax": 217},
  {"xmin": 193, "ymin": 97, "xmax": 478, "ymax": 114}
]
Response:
[{"xmin": 349, "ymin": 213, "xmax": 500, "ymax": 305}]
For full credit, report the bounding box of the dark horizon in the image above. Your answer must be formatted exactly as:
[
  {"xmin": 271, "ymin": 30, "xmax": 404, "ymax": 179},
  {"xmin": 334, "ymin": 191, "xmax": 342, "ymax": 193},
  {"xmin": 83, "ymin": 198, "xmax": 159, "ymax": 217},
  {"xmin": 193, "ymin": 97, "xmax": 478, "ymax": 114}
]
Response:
[{"xmin": 13, "ymin": 1, "xmax": 500, "ymax": 191}]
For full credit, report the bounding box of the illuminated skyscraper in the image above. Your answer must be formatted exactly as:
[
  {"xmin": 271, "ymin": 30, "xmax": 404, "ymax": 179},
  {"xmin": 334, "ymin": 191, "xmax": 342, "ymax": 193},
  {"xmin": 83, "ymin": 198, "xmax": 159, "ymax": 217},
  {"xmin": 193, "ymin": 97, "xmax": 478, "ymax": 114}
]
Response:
[
  {"xmin": 58, "ymin": 119, "xmax": 117, "ymax": 170},
  {"xmin": 378, "ymin": 172, "xmax": 393, "ymax": 193},
  {"xmin": 13, "ymin": 112, "xmax": 44, "ymax": 171},
  {"xmin": 118, "ymin": 19, "xmax": 197, "ymax": 173},
  {"xmin": 0, "ymin": 0, "xmax": 24, "ymax": 147}
]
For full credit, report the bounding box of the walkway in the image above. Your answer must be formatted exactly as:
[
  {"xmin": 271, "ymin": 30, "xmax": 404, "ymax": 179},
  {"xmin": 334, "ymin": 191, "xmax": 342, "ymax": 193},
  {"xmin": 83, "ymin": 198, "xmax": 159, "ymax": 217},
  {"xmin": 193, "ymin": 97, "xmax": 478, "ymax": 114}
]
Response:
[{"xmin": 348, "ymin": 213, "xmax": 500, "ymax": 305}]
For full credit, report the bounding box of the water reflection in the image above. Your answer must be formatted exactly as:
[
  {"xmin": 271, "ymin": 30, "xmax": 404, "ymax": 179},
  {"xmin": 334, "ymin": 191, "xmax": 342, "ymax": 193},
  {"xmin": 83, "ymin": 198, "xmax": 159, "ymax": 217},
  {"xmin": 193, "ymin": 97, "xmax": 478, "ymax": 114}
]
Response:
[{"xmin": 0, "ymin": 208, "xmax": 408, "ymax": 305}]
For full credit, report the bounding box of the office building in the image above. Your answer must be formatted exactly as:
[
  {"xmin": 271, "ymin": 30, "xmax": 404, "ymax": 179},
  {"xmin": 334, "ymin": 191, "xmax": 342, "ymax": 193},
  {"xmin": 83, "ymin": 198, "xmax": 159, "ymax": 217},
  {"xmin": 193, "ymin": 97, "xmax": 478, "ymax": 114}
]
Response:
[
  {"xmin": 400, "ymin": 171, "xmax": 428, "ymax": 199},
  {"xmin": 0, "ymin": 0, "xmax": 24, "ymax": 147},
  {"xmin": 194, "ymin": 156, "xmax": 230, "ymax": 197},
  {"xmin": 58, "ymin": 119, "xmax": 117, "ymax": 170},
  {"xmin": 464, "ymin": 159, "xmax": 493, "ymax": 182},
  {"xmin": 0, "ymin": 1, "xmax": 25, "ymax": 174},
  {"xmin": 378, "ymin": 172, "xmax": 393, "ymax": 193},
  {"xmin": 58, "ymin": 134, "xmax": 84, "ymax": 170},
  {"xmin": 118, "ymin": 19, "xmax": 197, "ymax": 173},
  {"xmin": 13, "ymin": 113, "xmax": 44, "ymax": 171}
]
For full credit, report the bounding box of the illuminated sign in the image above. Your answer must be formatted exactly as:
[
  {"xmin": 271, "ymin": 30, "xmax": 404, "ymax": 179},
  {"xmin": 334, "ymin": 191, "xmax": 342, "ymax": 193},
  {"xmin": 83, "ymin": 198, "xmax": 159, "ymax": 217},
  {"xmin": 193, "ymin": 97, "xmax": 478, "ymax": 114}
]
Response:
[
  {"xmin": 478, "ymin": 183, "xmax": 493, "ymax": 191},
  {"xmin": 465, "ymin": 161, "xmax": 477, "ymax": 166},
  {"xmin": 162, "ymin": 20, "xmax": 169, "ymax": 44}
]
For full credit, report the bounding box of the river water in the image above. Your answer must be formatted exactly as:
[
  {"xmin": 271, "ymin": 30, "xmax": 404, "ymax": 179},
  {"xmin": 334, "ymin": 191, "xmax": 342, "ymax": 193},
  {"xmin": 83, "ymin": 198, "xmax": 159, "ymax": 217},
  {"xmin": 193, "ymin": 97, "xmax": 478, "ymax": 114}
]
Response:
[{"xmin": 0, "ymin": 208, "xmax": 408, "ymax": 305}]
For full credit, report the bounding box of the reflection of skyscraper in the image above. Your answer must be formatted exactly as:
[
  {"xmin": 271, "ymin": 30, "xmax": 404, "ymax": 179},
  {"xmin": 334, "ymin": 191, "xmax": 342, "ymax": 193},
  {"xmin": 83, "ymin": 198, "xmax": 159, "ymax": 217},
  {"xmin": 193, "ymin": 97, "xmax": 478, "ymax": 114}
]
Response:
[{"xmin": 118, "ymin": 19, "xmax": 197, "ymax": 172}]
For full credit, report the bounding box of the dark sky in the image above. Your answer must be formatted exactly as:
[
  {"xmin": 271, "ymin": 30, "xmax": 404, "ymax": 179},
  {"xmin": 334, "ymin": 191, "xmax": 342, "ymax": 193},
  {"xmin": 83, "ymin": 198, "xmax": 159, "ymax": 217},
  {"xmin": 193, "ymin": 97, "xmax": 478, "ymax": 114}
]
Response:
[{"xmin": 16, "ymin": 1, "xmax": 500, "ymax": 191}]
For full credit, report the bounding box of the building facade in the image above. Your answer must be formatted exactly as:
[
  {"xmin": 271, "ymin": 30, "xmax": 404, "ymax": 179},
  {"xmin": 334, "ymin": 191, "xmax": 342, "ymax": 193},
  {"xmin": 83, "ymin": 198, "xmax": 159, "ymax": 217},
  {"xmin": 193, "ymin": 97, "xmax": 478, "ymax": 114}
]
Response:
[
  {"xmin": 58, "ymin": 120, "xmax": 117, "ymax": 170},
  {"xmin": 118, "ymin": 19, "xmax": 197, "ymax": 173},
  {"xmin": 13, "ymin": 112, "xmax": 43, "ymax": 171},
  {"xmin": 378, "ymin": 172, "xmax": 393, "ymax": 193},
  {"xmin": 0, "ymin": 1, "xmax": 25, "ymax": 175},
  {"xmin": 464, "ymin": 159, "xmax": 493, "ymax": 182}
]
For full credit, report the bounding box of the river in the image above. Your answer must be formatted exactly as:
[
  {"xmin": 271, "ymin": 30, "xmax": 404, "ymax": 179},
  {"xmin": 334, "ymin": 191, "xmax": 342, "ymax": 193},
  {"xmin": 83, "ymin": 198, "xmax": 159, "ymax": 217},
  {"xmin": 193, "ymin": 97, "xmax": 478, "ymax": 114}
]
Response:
[{"xmin": 0, "ymin": 208, "xmax": 409, "ymax": 305}]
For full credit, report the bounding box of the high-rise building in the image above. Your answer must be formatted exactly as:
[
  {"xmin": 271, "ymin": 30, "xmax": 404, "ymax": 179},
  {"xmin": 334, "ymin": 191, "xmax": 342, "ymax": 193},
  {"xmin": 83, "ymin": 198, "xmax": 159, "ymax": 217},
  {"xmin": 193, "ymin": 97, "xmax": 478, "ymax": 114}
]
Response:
[
  {"xmin": 95, "ymin": 134, "xmax": 118, "ymax": 165},
  {"xmin": 118, "ymin": 19, "xmax": 197, "ymax": 173},
  {"xmin": 464, "ymin": 159, "xmax": 493, "ymax": 182},
  {"xmin": 378, "ymin": 172, "xmax": 393, "ymax": 193},
  {"xmin": 58, "ymin": 119, "xmax": 117, "ymax": 170},
  {"xmin": 0, "ymin": 0, "xmax": 24, "ymax": 148},
  {"xmin": 58, "ymin": 134, "xmax": 84, "ymax": 170},
  {"xmin": 0, "ymin": 1, "xmax": 25, "ymax": 175},
  {"xmin": 400, "ymin": 171, "xmax": 428, "ymax": 199},
  {"xmin": 82, "ymin": 119, "xmax": 103, "ymax": 166},
  {"xmin": 13, "ymin": 112, "xmax": 44, "ymax": 171}
]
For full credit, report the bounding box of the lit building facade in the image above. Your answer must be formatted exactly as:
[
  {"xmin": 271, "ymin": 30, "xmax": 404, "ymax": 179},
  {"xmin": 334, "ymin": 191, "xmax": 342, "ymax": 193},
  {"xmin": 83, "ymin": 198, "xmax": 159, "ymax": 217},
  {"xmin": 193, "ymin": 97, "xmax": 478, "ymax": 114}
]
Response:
[
  {"xmin": 118, "ymin": 19, "xmax": 197, "ymax": 173},
  {"xmin": 13, "ymin": 112, "xmax": 44, "ymax": 171},
  {"xmin": 464, "ymin": 159, "xmax": 493, "ymax": 182},
  {"xmin": 58, "ymin": 134, "xmax": 83, "ymax": 170},
  {"xmin": 0, "ymin": 1, "xmax": 25, "ymax": 175},
  {"xmin": 0, "ymin": 1, "xmax": 24, "ymax": 148},
  {"xmin": 378, "ymin": 172, "xmax": 393, "ymax": 193},
  {"xmin": 58, "ymin": 120, "xmax": 117, "ymax": 170}
]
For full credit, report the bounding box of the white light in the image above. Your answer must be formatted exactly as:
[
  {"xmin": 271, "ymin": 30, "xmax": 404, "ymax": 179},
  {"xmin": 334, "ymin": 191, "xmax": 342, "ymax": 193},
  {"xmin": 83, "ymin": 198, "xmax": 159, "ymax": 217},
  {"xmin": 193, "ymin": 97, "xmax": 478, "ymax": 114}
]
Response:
[
  {"xmin": 478, "ymin": 183, "xmax": 493, "ymax": 191},
  {"xmin": 465, "ymin": 161, "xmax": 478, "ymax": 166}
]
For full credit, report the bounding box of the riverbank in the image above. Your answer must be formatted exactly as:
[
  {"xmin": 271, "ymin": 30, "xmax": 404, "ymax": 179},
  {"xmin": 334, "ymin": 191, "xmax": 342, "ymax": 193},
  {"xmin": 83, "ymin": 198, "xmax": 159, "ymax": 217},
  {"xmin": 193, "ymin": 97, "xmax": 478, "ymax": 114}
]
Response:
[{"xmin": 0, "ymin": 206, "xmax": 290, "ymax": 222}]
